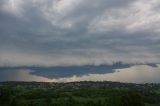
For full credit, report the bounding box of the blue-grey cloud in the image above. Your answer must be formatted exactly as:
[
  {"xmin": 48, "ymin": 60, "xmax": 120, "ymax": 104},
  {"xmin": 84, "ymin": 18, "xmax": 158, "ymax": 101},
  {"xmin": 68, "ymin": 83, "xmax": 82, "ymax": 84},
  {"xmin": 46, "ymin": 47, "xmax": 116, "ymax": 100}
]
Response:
[
  {"xmin": 0, "ymin": 0, "xmax": 160, "ymax": 66},
  {"xmin": 0, "ymin": 62, "xmax": 132, "ymax": 79}
]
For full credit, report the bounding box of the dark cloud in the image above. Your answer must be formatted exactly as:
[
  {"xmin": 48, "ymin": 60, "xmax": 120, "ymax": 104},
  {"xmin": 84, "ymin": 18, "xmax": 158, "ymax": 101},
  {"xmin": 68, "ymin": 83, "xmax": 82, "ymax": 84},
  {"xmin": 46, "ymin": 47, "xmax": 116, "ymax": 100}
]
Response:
[
  {"xmin": 0, "ymin": 0, "xmax": 160, "ymax": 66},
  {"xmin": 0, "ymin": 62, "xmax": 131, "ymax": 79}
]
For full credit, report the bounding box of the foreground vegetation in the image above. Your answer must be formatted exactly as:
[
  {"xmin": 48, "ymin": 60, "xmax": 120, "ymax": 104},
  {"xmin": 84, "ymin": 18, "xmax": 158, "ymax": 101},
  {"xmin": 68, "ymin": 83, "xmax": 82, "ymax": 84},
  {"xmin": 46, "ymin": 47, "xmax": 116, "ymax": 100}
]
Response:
[{"xmin": 0, "ymin": 81, "xmax": 160, "ymax": 106}]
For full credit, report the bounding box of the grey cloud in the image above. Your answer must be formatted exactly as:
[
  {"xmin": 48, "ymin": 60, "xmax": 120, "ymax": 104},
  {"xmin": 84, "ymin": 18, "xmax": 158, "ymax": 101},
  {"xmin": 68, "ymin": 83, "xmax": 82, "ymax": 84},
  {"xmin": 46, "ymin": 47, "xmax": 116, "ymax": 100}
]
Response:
[{"xmin": 0, "ymin": 0, "xmax": 160, "ymax": 66}]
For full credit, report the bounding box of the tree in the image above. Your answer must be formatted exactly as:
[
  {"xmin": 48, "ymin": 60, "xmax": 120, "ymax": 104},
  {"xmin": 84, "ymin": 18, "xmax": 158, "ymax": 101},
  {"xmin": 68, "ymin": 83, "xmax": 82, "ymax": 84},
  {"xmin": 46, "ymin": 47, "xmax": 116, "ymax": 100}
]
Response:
[
  {"xmin": 121, "ymin": 92, "xmax": 145, "ymax": 106},
  {"xmin": 10, "ymin": 96, "xmax": 18, "ymax": 106},
  {"xmin": 0, "ymin": 87, "xmax": 12, "ymax": 105}
]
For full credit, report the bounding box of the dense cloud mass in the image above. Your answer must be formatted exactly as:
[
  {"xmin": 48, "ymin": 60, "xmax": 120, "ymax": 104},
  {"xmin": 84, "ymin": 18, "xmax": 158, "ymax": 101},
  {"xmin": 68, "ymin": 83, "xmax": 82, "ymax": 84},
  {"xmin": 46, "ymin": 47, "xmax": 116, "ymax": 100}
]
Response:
[{"xmin": 0, "ymin": 0, "xmax": 160, "ymax": 66}]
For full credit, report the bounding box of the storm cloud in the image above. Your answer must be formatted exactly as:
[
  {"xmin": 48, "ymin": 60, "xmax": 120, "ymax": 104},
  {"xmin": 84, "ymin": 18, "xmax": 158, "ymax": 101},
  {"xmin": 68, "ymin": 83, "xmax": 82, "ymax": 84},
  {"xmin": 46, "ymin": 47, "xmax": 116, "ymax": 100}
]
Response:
[{"xmin": 0, "ymin": 0, "xmax": 160, "ymax": 66}]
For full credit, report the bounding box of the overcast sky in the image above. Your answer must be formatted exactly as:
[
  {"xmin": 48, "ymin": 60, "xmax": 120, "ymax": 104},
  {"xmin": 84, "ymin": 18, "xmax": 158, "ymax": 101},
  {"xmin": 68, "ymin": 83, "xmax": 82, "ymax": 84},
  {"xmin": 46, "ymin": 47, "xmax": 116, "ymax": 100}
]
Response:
[{"xmin": 0, "ymin": 0, "xmax": 160, "ymax": 66}]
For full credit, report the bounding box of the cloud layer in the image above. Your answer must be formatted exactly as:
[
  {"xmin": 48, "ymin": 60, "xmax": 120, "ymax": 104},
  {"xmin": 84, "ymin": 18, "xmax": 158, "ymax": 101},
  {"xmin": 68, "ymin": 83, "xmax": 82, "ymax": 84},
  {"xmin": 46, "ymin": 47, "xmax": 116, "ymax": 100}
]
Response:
[{"xmin": 0, "ymin": 0, "xmax": 160, "ymax": 66}]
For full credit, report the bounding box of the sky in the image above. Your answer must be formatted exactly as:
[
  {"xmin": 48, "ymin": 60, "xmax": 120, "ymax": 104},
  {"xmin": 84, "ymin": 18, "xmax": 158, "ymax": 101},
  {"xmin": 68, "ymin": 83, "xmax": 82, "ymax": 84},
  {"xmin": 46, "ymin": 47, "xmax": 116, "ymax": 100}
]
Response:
[{"xmin": 0, "ymin": 0, "xmax": 160, "ymax": 67}]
